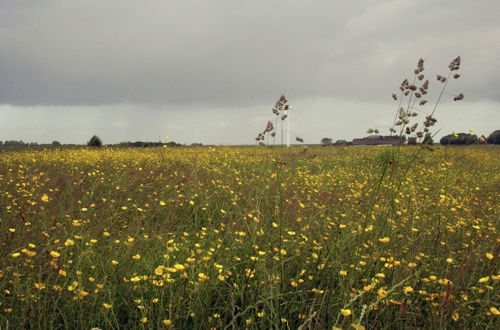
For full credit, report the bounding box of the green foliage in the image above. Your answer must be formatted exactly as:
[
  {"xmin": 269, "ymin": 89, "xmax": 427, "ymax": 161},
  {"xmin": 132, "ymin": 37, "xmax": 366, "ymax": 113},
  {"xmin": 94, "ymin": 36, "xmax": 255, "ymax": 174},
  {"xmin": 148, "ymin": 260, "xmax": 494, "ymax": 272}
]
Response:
[
  {"xmin": 440, "ymin": 132, "xmax": 478, "ymax": 145},
  {"xmin": 487, "ymin": 130, "xmax": 500, "ymax": 144},
  {"xmin": 87, "ymin": 135, "xmax": 103, "ymax": 147},
  {"xmin": 51, "ymin": 140, "xmax": 62, "ymax": 146}
]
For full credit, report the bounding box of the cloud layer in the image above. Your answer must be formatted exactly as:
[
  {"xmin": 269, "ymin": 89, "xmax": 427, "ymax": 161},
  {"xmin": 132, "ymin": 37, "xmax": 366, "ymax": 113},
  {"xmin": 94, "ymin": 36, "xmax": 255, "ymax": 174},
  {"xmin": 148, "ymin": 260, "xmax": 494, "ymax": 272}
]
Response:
[{"xmin": 1, "ymin": 0, "xmax": 499, "ymax": 144}]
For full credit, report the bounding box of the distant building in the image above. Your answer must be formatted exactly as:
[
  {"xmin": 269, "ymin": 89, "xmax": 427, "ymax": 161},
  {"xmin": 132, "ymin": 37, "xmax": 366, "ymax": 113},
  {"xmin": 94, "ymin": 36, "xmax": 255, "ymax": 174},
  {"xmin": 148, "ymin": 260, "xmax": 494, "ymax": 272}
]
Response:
[{"xmin": 352, "ymin": 135, "xmax": 402, "ymax": 146}]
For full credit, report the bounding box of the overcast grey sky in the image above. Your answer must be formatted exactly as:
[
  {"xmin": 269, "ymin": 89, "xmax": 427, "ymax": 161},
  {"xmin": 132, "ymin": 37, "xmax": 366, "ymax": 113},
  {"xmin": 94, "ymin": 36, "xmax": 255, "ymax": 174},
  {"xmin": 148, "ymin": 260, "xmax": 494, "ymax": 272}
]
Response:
[{"xmin": 1, "ymin": 0, "xmax": 499, "ymax": 145}]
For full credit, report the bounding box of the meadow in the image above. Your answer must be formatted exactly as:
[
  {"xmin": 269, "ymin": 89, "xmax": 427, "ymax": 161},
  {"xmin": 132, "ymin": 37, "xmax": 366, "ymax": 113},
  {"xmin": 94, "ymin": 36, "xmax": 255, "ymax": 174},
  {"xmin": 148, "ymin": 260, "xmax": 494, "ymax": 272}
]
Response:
[{"xmin": 0, "ymin": 145, "xmax": 498, "ymax": 329}]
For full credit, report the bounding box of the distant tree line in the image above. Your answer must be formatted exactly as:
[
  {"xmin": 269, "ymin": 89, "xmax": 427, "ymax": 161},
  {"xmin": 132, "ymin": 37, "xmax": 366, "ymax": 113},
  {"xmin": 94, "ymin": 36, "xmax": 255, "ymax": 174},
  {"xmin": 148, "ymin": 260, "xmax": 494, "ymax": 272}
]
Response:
[
  {"xmin": 117, "ymin": 141, "xmax": 182, "ymax": 148},
  {"xmin": 439, "ymin": 133, "xmax": 478, "ymax": 145}
]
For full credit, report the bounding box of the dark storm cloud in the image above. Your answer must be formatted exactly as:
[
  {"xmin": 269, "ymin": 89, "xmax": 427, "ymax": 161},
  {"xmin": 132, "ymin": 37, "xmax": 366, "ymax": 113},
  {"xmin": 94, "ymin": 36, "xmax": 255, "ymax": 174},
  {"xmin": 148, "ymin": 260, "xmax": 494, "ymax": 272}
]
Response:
[{"xmin": 1, "ymin": 0, "xmax": 499, "ymax": 107}]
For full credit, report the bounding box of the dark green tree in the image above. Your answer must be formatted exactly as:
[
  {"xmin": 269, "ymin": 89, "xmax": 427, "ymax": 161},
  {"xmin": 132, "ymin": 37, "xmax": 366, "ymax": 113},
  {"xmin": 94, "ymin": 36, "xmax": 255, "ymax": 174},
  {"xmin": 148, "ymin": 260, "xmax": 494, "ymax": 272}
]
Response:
[
  {"xmin": 440, "ymin": 133, "xmax": 477, "ymax": 145},
  {"xmin": 487, "ymin": 130, "xmax": 500, "ymax": 144},
  {"xmin": 52, "ymin": 140, "xmax": 61, "ymax": 146},
  {"xmin": 87, "ymin": 135, "xmax": 103, "ymax": 147}
]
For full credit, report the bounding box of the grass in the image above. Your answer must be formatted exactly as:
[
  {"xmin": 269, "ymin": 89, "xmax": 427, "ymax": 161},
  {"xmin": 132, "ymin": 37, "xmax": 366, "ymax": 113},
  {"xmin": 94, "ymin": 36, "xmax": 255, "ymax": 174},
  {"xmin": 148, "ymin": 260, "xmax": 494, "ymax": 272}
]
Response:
[{"xmin": 0, "ymin": 145, "xmax": 499, "ymax": 329}]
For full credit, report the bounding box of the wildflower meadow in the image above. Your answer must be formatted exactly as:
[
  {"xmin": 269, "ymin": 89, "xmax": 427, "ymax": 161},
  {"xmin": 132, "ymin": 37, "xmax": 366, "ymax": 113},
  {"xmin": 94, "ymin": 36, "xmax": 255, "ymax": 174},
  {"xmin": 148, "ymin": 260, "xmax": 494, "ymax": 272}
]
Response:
[{"xmin": 1, "ymin": 145, "xmax": 498, "ymax": 329}]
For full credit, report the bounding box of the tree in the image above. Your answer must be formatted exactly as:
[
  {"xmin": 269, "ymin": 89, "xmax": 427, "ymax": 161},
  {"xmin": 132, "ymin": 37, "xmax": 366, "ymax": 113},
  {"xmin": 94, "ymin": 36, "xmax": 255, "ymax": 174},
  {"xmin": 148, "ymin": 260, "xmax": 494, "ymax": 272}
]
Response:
[
  {"xmin": 87, "ymin": 135, "xmax": 103, "ymax": 147},
  {"xmin": 487, "ymin": 130, "xmax": 500, "ymax": 144},
  {"xmin": 321, "ymin": 138, "xmax": 332, "ymax": 146},
  {"xmin": 440, "ymin": 132, "xmax": 477, "ymax": 145},
  {"xmin": 52, "ymin": 140, "xmax": 62, "ymax": 146}
]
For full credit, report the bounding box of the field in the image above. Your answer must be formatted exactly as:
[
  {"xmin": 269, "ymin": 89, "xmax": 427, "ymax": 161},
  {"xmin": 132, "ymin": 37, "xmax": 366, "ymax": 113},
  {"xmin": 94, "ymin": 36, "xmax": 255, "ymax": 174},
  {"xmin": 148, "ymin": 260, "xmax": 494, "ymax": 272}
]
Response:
[{"xmin": 1, "ymin": 146, "xmax": 499, "ymax": 329}]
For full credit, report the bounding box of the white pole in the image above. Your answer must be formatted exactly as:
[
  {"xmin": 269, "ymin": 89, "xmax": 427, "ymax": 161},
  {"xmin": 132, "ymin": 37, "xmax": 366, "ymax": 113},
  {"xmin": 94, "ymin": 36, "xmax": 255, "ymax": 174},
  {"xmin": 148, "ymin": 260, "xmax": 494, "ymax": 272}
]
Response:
[{"xmin": 286, "ymin": 109, "xmax": 291, "ymax": 147}]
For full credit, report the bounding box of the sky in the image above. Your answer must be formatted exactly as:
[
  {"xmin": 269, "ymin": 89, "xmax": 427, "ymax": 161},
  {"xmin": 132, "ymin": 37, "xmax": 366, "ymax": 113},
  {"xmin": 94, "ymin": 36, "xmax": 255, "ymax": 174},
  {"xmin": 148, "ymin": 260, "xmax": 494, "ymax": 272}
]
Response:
[{"xmin": 1, "ymin": 0, "xmax": 499, "ymax": 145}]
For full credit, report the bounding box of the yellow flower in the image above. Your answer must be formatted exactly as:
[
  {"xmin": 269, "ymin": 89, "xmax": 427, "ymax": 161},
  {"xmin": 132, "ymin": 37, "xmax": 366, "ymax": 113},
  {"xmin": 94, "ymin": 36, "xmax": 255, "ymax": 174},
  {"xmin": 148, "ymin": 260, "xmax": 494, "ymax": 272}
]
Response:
[
  {"xmin": 11, "ymin": 252, "xmax": 21, "ymax": 258},
  {"xmin": 446, "ymin": 258, "xmax": 453, "ymax": 264},
  {"xmin": 339, "ymin": 270, "xmax": 347, "ymax": 276},
  {"xmin": 34, "ymin": 283, "xmax": 46, "ymax": 290},
  {"xmin": 102, "ymin": 303, "xmax": 112, "ymax": 309},
  {"xmin": 41, "ymin": 194, "xmax": 49, "ymax": 202},
  {"xmin": 489, "ymin": 307, "xmax": 500, "ymax": 315},
  {"xmin": 375, "ymin": 273, "xmax": 386, "ymax": 279},
  {"xmin": 403, "ymin": 286, "xmax": 414, "ymax": 295},
  {"xmin": 351, "ymin": 324, "xmax": 366, "ymax": 330},
  {"xmin": 111, "ymin": 260, "xmax": 119, "ymax": 265},
  {"xmin": 341, "ymin": 309, "xmax": 352, "ymax": 317},
  {"xmin": 378, "ymin": 237, "xmax": 390, "ymax": 243},
  {"xmin": 198, "ymin": 273, "xmax": 208, "ymax": 283},
  {"xmin": 154, "ymin": 266, "xmax": 164, "ymax": 276},
  {"xmin": 8, "ymin": 228, "xmax": 15, "ymax": 233},
  {"xmin": 163, "ymin": 319, "xmax": 173, "ymax": 326},
  {"xmin": 79, "ymin": 290, "xmax": 89, "ymax": 297},
  {"xmin": 132, "ymin": 254, "xmax": 141, "ymax": 260},
  {"xmin": 452, "ymin": 312, "xmax": 460, "ymax": 321},
  {"xmin": 478, "ymin": 276, "xmax": 490, "ymax": 283},
  {"xmin": 64, "ymin": 239, "xmax": 75, "ymax": 246},
  {"xmin": 50, "ymin": 251, "xmax": 60, "ymax": 258},
  {"xmin": 174, "ymin": 263, "xmax": 185, "ymax": 271},
  {"xmin": 486, "ymin": 253, "xmax": 494, "ymax": 260}
]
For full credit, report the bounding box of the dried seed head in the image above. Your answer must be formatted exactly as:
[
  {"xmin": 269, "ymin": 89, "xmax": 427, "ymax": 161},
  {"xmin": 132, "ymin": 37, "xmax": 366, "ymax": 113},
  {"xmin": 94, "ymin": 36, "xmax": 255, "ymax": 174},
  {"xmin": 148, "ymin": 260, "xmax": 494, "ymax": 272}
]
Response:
[
  {"xmin": 295, "ymin": 136, "xmax": 304, "ymax": 143},
  {"xmin": 418, "ymin": 74, "xmax": 424, "ymax": 80},
  {"xmin": 408, "ymin": 85, "xmax": 417, "ymax": 91},
  {"xmin": 404, "ymin": 91, "xmax": 410, "ymax": 96},
  {"xmin": 400, "ymin": 79, "xmax": 409, "ymax": 91},
  {"xmin": 419, "ymin": 100, "xmax": 427, "ymax": 106},
  {"xmin": 417, "ymin": 58, "xmax": 424, "ymax": 72},
  {"xmin": 453, "ymin": 93, "xmax": 464, "ymax": 101},
  {"xmin": 392, "ymin": 93, "xmax": 398, "ymax": 101},
  {"xmin": 453, "ymin": 74, "xmax": 460, "ymax": 79},
  {"xmin": 416, "ymin": 132, "xmax": 423, "ymax": 138},
  {"xmin": 449, "ymin": 56, "xmax": 461, "ymax": 70},
  {"xmin": 405, "ymin": 127, "xmax": 411, "ymax": 134},
  {"xmin": 422, "ymin": 80, "xmax": 429, "ymax": 90},
  {"xmin": 395, "ymin": 120, "xmax": 403, "ymax": 126},
  {"xmin": 265, "ymin": 121, "xmax": 274, "ymax": 133},
  {"xmin": 415, "ymin": 92, "xmax": 422, "ymax": 98}
]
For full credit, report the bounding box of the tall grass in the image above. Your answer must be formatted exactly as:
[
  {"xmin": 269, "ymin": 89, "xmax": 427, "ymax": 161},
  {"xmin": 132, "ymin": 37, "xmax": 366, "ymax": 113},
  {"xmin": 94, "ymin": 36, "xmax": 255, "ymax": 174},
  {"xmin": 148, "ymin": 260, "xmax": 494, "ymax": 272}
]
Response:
[{"xmin": 1, "ymin": 146, "xmax": 498, "ymax": 329}]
